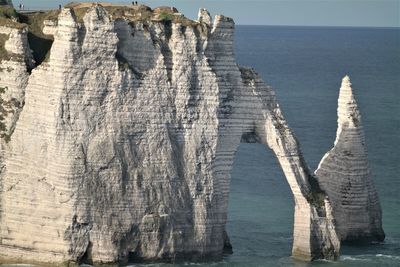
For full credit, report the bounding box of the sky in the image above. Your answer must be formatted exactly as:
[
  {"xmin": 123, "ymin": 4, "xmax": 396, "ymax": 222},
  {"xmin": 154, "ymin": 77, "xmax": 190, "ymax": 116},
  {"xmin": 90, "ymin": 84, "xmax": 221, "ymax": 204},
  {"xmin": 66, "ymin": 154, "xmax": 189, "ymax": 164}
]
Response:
[{"xmin": 22, "ymin": 0, "xmax": 400, "ymax": 27}]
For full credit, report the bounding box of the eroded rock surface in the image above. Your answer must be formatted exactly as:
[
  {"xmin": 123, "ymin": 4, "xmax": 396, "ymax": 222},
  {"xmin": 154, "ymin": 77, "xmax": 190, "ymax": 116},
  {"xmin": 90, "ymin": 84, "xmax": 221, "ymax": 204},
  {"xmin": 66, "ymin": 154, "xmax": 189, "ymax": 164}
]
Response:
[
  {"xmin": 1, "ymin": 3, "xmax": 385, "ymax": 265},
  {"xmin": 0, "ymin": 25, "xmax": 33, "ymax": 142},
  {"xmin": 315, "ymin": 76, "xmax": 385, "ymax": 243}
]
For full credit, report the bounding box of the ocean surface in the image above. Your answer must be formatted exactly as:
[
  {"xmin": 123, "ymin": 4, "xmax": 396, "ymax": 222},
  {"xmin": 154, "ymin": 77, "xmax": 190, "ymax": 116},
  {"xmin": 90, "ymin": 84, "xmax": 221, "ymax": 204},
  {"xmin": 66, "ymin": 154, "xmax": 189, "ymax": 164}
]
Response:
[
  {"xmin": 2, "ymin": 7, "xmax": 400, "ymax": 267},
  {"xmin": 223, "ymin": 25, "xmax": 400, "ymax": 267},
  {"xmin": 226, "ymin": 25, "xmax": 400, "ymax": 267}
]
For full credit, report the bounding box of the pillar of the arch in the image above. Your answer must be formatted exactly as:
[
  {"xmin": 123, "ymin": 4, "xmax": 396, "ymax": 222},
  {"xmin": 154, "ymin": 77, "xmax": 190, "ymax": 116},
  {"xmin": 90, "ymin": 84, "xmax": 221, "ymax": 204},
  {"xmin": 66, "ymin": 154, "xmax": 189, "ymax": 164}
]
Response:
[{"xmin": 256, "ymin": 113, "xmax": 341, "ymax": 260}]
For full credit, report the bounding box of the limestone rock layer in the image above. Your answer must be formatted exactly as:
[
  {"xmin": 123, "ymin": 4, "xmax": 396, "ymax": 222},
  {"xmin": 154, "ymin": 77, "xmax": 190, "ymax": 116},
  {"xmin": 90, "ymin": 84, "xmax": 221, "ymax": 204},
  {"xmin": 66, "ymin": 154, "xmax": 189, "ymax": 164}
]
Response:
[
  {"xmin": 0, "ymin": 4, "xmax": 343, "ymax": 265},
  {"xmin": 315, "ymin": 76, "xmax": 385, "ymax": 243}
]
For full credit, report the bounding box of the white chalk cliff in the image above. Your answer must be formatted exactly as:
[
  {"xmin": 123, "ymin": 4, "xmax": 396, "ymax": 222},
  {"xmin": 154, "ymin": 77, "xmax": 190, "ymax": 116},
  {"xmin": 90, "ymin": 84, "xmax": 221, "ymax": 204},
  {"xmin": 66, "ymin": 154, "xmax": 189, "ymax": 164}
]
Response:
[
  {"xmin": 315, "ymin": 76, "xmax": 385, "ymax": 243},
  {"xmin": 0, "ymin": 3, "xmax": 382, "ymax": 265}
]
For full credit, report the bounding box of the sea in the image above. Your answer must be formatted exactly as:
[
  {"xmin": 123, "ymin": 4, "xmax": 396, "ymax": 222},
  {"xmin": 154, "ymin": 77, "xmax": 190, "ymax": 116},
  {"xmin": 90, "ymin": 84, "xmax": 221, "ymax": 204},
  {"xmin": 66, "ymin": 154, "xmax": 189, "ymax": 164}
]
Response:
[
  {"xmin": 2, "ymin": 2, "xmax": 400, "ymax": 267},
  {"xmin": 225, "ymin": 25, "xmax": 400, "ymax": 267}
]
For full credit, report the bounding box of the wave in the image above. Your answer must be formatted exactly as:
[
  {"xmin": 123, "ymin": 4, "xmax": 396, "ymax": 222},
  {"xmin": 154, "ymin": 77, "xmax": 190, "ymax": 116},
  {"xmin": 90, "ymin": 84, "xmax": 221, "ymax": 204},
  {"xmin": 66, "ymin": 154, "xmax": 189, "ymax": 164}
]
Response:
[
  {"xmin": 376, "ymin": 254, "xmax": 400, "ymax": 260},
  {"xmin": 341, "ymin": 255, "xmax": 369, "ymax": 261},
  {"xmin": 341, "ymin": 253, "xmax": 400, "ymax": 262}
]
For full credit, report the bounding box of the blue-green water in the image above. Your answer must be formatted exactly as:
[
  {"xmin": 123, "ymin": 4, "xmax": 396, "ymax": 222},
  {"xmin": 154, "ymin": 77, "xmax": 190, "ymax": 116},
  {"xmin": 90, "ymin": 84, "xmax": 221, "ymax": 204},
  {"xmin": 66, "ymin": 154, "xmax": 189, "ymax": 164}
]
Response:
[
  {"xmin": 225, "ymin": 25, "xmax": 400, "ymax": 266},
  {"xmin": 2, "ymin": 6, "xmax": 400, "ymax": 267}
]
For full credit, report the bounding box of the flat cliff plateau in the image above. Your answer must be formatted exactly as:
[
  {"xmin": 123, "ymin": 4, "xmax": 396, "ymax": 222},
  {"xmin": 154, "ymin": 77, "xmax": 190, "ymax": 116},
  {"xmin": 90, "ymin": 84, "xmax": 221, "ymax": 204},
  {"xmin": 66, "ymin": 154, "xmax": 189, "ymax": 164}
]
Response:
[{"xmin": 0, "ymin": 2, "xmax": 382, "ymax": 266}]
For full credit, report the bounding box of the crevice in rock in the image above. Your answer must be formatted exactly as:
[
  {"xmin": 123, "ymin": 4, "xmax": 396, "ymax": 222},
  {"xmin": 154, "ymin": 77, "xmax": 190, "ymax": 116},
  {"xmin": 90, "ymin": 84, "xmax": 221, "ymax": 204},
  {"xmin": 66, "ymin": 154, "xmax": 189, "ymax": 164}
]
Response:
[
  {"xmin": 127, "ymin": 241, "xmax": 142, "ymax": 263},
  {"xmin": 25, "ymin": 32, "xmax": 53, "ymax": 67},
  {"xmin": 114, "ymin": 19, "xmax": 147, "ymax": 79},
  {"xmin": 18, "ymin": 11, "xmax": 59, "ymax": 69},
  {"xmin": 79, "ymin": 241, "xmax": 93, "ymax": 265},
  {"xmin": 159, "ymin": 21, "xmax": 173, "ymax": 82},
  {"xmin": 161, "ymin": 46, "xmax": 172, "ymax": 82},
  {"xmin": 64, "ymin": 215, "xmax": 92, "ymax": 263}
]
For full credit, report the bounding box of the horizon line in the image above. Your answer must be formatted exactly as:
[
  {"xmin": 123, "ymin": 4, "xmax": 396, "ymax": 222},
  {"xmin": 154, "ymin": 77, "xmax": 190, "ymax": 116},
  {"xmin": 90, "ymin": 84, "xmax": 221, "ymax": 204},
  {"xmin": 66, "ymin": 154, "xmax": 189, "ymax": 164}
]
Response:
[
  {"xmin": 15, "ymin": 7, "xmax": 399, "ymax": 29},
  {"xmin": 235, "ymin": 24, "xmax": 400, "ymax": 29}
]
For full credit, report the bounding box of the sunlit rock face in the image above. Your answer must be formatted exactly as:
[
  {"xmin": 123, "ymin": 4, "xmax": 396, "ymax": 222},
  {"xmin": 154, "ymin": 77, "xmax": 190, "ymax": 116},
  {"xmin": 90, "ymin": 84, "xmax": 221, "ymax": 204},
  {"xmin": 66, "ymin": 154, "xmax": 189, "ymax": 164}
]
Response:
[
  {"xmin": 2, "ymin": 3, "xmax": 387, "ymax": 265},
  {"xmin": 0, "ymin": 25, "xmax": 33, "ymax": 143},
  {"xmin": 315, "ymin": 76, "xmax": 385, "ymax": 243}
]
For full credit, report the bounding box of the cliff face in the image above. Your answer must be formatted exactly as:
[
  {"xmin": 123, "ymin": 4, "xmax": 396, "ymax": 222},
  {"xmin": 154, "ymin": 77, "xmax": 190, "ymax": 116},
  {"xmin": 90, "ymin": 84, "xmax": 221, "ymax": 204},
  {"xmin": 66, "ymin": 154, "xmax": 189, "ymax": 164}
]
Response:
[
  {"xmin": 315, "ymin": 76, "xmax": 385, "ymax": 243},
  {"xmin": 0, "ymin": 3, "xmax": 381, "ymax": 265}
]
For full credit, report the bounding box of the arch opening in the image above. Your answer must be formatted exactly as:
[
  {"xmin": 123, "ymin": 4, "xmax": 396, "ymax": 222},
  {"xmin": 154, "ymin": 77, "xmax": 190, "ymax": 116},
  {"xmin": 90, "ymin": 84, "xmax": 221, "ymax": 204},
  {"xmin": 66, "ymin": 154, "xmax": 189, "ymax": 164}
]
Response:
[{"xmin": 226, "ymin": 142, "xmax": 294, "ymax": 261}]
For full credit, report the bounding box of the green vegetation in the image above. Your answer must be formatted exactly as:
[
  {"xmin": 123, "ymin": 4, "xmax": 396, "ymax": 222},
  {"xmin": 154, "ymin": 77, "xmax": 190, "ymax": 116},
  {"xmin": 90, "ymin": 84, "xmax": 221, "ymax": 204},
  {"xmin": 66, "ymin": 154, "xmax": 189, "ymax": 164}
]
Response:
[
  {"xmin": 0, "ymin": 5, "xmax": 17, "ymax": 19},
  {"xmin": 0, "ymin": 33, "xmax": 9, "ymax": 61},
  {"xmin": 307, "ymin": 173, "xmax": 327, "ymax": 208},
  {"xmin": 0, "ymin": 85, "xmax": 21, "ymax": 143},
  {"xmin": 0, "ymin": 0, "xmax": 14, "ymax": 6},
  {"xmin": 0, "ymin": 4, "xmax": 24, "ymax": 29},
  {"xmin": 158, "ymin": 11, "xmax": 173, "ymax": 22},
  {"xmin": 0, "ymin": 86, "xmax": 10, "ymax": 142},
  {"xmin": 0, "ymin": 16, "xmax": 24, "ymax": 29},
  {"xmin": 71, "ymin": 7, "xmax": 89, "ymax": 23},
  {"xmin": 308, "ymin": 191, "xmax": 326, "ymax": 208},
  {"xmin": 0, "ymin": 4, "xmax": 24, "ymax": 62},
  {"xmin": 66, "ymin": 3, "xmax": 198, "ymax": 27},
  {"xmin": 0, "ymin": 3, "xmax": 205, "ymax": 65}
]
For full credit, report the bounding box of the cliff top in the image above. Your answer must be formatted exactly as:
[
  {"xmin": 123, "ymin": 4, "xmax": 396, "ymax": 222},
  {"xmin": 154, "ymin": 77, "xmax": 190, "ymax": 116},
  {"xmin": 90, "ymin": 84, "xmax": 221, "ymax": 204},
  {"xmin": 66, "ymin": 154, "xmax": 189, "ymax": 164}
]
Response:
[
  {"xmin": 0, "ymin": 2, "xmax": 204, "ymax": 30},
  {"xmin": 62, "ymin": 2, "xmax": 197, "ymax": 26},
  {"xmin": 0, "ymin": 4, "xmax": 20, "ymax": 28},
  {"xmin": 0, "ymin": 2, "xmax": 214, "ymax": 64}
]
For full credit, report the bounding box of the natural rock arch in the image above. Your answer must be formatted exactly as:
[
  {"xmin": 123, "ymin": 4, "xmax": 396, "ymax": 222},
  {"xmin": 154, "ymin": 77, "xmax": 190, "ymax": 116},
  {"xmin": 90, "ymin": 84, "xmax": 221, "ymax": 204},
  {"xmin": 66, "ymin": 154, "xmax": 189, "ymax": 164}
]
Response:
[
  {"xmin": 0, "ymin": 4, "xmax": 382, "ymax": 265},
  {"xmin": 209, "ymin": 66, "xmax": 340, "ymax": 260}
]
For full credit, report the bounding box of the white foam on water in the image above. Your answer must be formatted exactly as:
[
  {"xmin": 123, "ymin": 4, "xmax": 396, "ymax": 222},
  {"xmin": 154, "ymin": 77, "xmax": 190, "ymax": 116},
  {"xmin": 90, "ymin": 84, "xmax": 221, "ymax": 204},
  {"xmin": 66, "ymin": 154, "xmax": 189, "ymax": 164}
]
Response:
[
  {"xmin": 341, "ymin": 255, "xmax": 369, "ymax": 261},
  {"xmin": 341, "ymin": 253, "xmax": 400, "ymax": 263},
  {"xmin": 376, "ymin": 254, "xmax": 400, "ymax": 260}
]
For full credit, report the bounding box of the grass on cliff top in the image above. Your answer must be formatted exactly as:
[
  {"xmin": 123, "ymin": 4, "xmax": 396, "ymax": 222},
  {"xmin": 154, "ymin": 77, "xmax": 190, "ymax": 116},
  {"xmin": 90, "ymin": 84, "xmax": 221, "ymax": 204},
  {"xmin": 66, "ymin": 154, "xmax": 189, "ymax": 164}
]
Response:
[
  {"xmin": 18, "ymin": 10, "xmax": 59, "ymax": 37},
  {"xmin": 66, "ymin": 2, "xmax": 199, "ymax": 27},
  {"xmin": 0, "ymin": 5, "xmax": 17, "ymax": 19},
  {"xmin": 0, "ymin": 5, "xmax": 25, "ymax": 29},
  {"xmin": 0, "ymin": 5, "xmax": 59, "ymax": 65}
]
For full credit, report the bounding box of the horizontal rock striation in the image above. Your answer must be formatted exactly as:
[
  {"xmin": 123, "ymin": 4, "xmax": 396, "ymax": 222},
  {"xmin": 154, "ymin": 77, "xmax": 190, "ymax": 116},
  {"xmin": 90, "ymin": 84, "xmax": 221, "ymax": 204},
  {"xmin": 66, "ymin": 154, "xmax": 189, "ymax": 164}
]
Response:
[
  {"xmin": 315, "ymin": 76, "xmax": 385, "ymax": 243},
  {"xmin": 0, "ymin": 24, "xmax": 33, "ymax": 142},
  {"xmin": 0, "ymin": 3, "xmax": 350, "ymax": 265}
]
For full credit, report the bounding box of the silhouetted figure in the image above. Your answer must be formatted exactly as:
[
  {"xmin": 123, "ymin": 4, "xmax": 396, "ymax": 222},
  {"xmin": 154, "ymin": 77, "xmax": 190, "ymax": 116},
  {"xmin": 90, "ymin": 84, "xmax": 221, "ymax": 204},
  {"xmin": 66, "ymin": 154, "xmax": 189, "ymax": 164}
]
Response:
[
  {"xmin": 136, "ymin": 1, "xmax": 138, "ymax": 5},
  {"xmin": 132, "ymin": 1, "xmax": 135, "ymax": 5},
  {"xmin": 19, "ymin": 3, "xmax": 21, "ymax": 10},
  {"xmin": 59, "ymin": 4, "xmax": 62, "ymax": 10}
]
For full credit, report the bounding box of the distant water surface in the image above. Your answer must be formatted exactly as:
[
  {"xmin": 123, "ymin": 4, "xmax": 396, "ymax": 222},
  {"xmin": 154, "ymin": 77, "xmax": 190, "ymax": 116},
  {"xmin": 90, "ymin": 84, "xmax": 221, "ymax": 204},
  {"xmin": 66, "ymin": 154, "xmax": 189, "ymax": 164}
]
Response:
[
  {"xmin": 1, "ymin": 21, "xmax": 399, "ymax": 267},
  {"xmin": 227, "ymin": 25, "xmax": 400, "ymax": 267}
]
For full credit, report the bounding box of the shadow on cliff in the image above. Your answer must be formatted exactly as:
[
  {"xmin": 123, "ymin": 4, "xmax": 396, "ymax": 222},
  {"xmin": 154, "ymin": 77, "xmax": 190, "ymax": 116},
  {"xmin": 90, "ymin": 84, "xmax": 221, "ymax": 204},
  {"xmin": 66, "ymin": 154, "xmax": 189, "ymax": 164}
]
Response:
[
  {"xmin": 18, "ymin": 12, "xmax": 58, "ymax": 68},
  {"xmin": 25, "ymin": 32, "xmax": 53, "ymax": 66}
]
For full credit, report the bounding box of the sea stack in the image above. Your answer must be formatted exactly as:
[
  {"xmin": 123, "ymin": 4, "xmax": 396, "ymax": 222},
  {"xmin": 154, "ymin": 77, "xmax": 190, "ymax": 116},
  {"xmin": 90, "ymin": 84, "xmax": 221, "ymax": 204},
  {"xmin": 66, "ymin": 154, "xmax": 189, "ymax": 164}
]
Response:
[{"xmin": 315, "ymin": 76, "xmax": 385, "ymax": 243}]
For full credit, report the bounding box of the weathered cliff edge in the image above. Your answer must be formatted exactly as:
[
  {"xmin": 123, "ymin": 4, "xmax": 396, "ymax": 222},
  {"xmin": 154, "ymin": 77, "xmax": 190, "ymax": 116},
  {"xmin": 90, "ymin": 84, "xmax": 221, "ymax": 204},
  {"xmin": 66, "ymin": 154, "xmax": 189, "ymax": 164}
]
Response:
[
  {"xmin": 315, "ymin": 76, "xmax": 385, "ymax": 243},
  {"xmin": 0, "ymin": 2, "xmax": 382, "ymax": 265}
]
